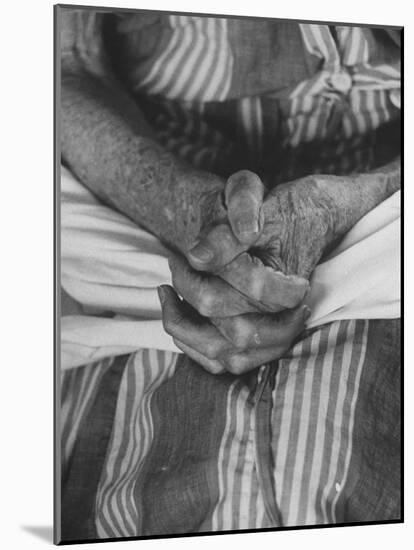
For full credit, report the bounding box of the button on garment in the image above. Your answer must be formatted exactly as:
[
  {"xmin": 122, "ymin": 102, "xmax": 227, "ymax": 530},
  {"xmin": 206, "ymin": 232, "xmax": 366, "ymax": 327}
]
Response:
[{"xmin": 329, "ymin": 70, "xmax": 353, "ymax": 94}]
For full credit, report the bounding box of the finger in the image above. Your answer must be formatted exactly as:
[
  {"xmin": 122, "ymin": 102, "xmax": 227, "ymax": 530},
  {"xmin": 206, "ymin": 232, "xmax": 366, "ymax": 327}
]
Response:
[
  {"xmin": 169, "ymin": 253, "xmax": 266, "ymax": 317},
  {"xmin": 158, "ymin": 284, "xmax": 233, "ymax": 360},
  {"xmin": 218, "ymin": 252, "xmax": 309, "ymax": 311},
  {"xmin": 172, "ymin": 338, "xmax": 226, "ymax": 375},
  {"xmin": 187, "ymin": 223, "xmax": 248, "ymax": 272},
  {"xmin": 222, "ymin": 343, "xmax": 293, "ymax": 375},
  {"xmin": 211, "ymin": 304, "xmax": 311, "ymax": 351},
  {"xmin": 225, "ymin": 170, "xmax": 265, "ymax": 245},
  {"xmin": 176, "ymin": 338, "xmax": 296, "ymax": 376}
]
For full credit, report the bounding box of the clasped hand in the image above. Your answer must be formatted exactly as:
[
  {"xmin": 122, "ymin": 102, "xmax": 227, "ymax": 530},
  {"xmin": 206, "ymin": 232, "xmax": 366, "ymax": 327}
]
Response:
[{"xmin": 158, "ymin": 170, "xmax": 333, "ymax": 375}]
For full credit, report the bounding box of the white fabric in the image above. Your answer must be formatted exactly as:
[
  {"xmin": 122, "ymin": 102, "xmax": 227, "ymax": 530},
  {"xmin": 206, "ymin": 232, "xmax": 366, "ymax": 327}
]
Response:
[
  {"xmin": 307, "ymin": 193, "xmax": 400, "ymax": 326},
  {"xmin": 60, "ymin": 166, "xmax": 400, "ymax": 369}
]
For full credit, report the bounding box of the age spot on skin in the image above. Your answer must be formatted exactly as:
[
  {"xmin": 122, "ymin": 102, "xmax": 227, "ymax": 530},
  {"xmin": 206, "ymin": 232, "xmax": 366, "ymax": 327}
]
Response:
[{"xmin": 163, "ymin": 207, "xmax": 174, "ymax": 222}]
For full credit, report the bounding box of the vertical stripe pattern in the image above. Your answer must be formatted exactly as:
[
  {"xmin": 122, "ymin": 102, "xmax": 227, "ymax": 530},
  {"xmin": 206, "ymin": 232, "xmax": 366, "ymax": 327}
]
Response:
[
  {"xmin": 59, "ymin": 317, "xmax": 396, "ymax": 537},
  {"xmin": 61, "ymin": 358, "xmax": 113, "ymax": 469},
  {"xmin": 270, "ymin": 320, "xmax": 369, "ymax": 526},
  {"xmin": 238, "ymin": 97, "xmax": 264, "ymax": 162},
  {"xmin": 210, "ymin": 380, "xmax": 267, "ymax": 531},
  {"xmin": 95, "ymin": 349, "xmax": 178, "ymax": 538}
]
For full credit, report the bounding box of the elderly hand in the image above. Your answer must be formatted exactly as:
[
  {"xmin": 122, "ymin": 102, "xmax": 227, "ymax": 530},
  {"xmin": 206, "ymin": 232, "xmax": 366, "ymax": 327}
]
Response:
[
  {"xmin": 158, "ymin": 170, "xmax": 328, "ymax": 374},
  {"xmin": 186, "ymin": 171, "xmax": 341, "ymax": 311},
  {"xmin": 159, "ymin": 169, "xmax": 341, "ymax": 374},
  {"xmin": 187, "ymin": 162, "xmax": 401, "ymax": 305},
  {"xmin": 158, "ymin": 281, "xmax": 310, "ymax": 374},
  {"xmin": 159, "ymin": 163, "xmax": 400, "ymax": 375}
]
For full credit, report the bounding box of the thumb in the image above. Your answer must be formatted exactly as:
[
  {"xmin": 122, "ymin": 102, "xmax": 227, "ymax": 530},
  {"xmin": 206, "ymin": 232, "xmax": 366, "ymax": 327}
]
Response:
[
  {"xmin": 187, "ymin": 170, "xmax": 265, "ymax": 272},
  {"xmin": 225, "ymin": 170, "xmax": 265, "ymax": 245},
  {"xmin": 187, "ymin": 223, "xmax": 248, "ymax": 272}
]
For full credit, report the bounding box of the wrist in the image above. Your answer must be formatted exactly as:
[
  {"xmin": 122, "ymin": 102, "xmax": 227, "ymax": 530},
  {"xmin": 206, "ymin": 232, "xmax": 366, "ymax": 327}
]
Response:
[{"xmin": 173, "ymin": 167, "xmax": 226, "ymax": 253}]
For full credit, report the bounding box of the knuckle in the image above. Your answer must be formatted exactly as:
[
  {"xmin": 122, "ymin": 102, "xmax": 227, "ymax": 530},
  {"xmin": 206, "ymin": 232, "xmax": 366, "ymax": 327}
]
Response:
[
  {"xmin": 198, "ymin": 290, "xmax": 217, "ymax": 317},
  {"xmin": 226, "ymin": 318, "xmax": 250, "ymax": 350},
  {"xmin": 209, "ymin": 361, "xmax": 226, "ymax": 375},
  {"xmin": 225, "ymin": 355, "xmax": 246, "ymax": 375},
  {"xmin": 203, "ymin": 340, "xmax": 220, "ymax": 360}
]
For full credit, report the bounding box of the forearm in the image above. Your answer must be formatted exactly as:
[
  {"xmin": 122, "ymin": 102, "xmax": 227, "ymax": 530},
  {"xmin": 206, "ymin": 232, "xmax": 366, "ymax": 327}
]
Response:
[
  {"xmin": 61, "ymin": 64, "xmax": 225, "ymax": 251},
  {"xmin": 314, "ymin": 158, "xmax": 401, "ymax": 240}
]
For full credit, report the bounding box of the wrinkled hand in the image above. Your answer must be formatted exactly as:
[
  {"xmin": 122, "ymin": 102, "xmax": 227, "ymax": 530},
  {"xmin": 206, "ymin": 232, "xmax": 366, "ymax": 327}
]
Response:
[
  {"xmin": 159, "ymin": 169, "xmax": 337, "ymax": 374},
  {"xmin": 158, "ymin": 170, "xmax": 323, "ymax": 374},
  {"xmin": 159, "ymin": 165, "xmax": 397, "ymax": 374},
  {"xmin": 187, "ymin": 171, "xmax": 339, "ymax": 310},
  {"xmin": 158, "ymin": 282, "xmax": 310, "ymax": 374}
]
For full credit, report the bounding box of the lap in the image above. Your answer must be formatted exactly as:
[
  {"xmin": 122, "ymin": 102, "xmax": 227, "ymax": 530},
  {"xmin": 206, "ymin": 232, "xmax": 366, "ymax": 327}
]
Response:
[{"xmin": 59, "ymin": 318, "xmax": 401, "ymax": 540}]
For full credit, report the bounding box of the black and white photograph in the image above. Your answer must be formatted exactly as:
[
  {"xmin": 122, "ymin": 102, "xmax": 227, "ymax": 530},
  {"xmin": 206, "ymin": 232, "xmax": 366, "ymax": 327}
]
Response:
[{"xmin": 55, "ymin": 3, "xmax": 402, "ymax": 544}]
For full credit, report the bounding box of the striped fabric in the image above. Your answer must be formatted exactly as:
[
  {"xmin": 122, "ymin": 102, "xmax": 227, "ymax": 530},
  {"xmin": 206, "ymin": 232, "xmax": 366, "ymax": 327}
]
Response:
[
  {"xmin": 280, "ymin": 24, "xmax": 400, "ymax": 174},
  {"xmin": 238, "ymin": 97, "xmax": 265, "ymax": 166},
  {"xmin": 60, "ymin": 319, "xmax": 400, "ymax": 540},
  {"xmin": 207, "ymin": 380, "xmax": 268, "ymax": 531},
  {"xmin": 60, "ymin": 357, "xmax": 114, "ymax": 471},
  {"xmin": 270, "ymin": 320, "xmax": 368, "ymax": 526},
  {"xmin": 145, "ymin": 98, "xmax": 238, "ymax": 174},
  {"xmin": 64, "ymin": 13, "xmax": 400, "ymax": 179},
  {"xmin": 130, "ymin": 20, "xmax": 400, "ymax": 181},
  {"xmin": 95, "ymin": 349, "xmax": 178, "ymax": 538},
  {"xmin": 136, "ymin": 15, "xmax": 233, "ymax": 102}
]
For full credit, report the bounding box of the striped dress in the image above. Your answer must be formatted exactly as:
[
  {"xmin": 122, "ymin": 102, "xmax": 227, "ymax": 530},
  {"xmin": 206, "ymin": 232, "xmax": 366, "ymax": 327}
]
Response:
[
  {"xmin": 112, "ymin": 14, "xmax": 401, "ymax": 182},
  {"xmin": 61, "ymin": 320, "xmax": 400, "ymax": 540},
  {"xmin": 59, "ymin": 11, "xmax": 401, "ymax": 542}
]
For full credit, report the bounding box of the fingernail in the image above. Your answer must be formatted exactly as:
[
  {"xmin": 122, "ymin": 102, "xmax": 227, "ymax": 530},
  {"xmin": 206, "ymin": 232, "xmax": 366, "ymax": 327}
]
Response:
[
  {"xmin": 188, "ymin": 243, "xmax": 213, "ymax": 263},
  {"xmin": 302, "ymin": 305, "xmax": 312, "ymax": 321},
  {"xmin": 157, "ymin": 285, "xmax": 167, "ymax": 305},
  {"xmin": 236, "ymin": 217, "xmax": 259, "ymax": 236}
]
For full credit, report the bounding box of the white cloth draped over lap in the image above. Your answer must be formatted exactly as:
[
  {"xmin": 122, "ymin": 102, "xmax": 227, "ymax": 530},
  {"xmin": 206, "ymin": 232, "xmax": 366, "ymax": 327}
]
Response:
[{"xmin": 60, "ymin": 166, "xmax": 400, "ymax": 369}]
